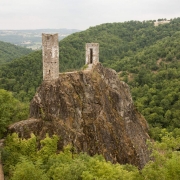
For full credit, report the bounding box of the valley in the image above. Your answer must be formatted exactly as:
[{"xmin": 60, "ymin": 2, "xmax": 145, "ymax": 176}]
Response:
[
  {"xmin": 1, "ymin": 17, "xmax": 180, "ymax": 179},
  {"xmin": 0, "ymin": 29, "xmax": 80, "ymax": 49}
]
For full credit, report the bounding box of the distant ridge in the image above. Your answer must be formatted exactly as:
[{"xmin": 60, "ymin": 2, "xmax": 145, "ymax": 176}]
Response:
[{"xmin": 0, "ymin": 29, "xmax": 81, "ymax": 49}]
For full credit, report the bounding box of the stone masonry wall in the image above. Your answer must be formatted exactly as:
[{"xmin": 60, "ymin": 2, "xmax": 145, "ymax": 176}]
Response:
[
  {"xmin": 42, "ymin": 33, "xmax": 59, "ymax": 81},
  {"xmin": 85, "ymin": 43, "xmax": 99, "ymax": 65}
]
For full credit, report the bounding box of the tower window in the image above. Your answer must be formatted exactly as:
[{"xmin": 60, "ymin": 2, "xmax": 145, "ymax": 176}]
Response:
[{"xmin": 90, "ymin": 48, "xmax": 93, "ymax": 64}]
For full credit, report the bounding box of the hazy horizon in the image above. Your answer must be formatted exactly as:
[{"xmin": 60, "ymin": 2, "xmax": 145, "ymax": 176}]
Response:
[{"xmin": 1, "ymin": 0, "xmax": 180, "ymax": 30}]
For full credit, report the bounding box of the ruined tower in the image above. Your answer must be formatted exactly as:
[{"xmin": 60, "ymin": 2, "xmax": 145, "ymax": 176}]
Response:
[
  {"xmin": 85, "ymin": 43, "xmax": 99, "ymax": 65},
  {"xmin": 42, "ymin": 33, "xmax": 59, "ymax": 81}
]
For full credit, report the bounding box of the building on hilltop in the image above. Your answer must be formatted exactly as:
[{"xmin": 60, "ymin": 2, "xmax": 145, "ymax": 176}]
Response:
[
  {"xmin": 42, "ymin": 33, "xmax": 99, "ymax": 80},
  {"xmin": 42, "ymin": 33, "xmax": 59, "ymax": 81},
  {"xmin": 154, "ymin": 20, "xmax": 170, "ymax": 26}
]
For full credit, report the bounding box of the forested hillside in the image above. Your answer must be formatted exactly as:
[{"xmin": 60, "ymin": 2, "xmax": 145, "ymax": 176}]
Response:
[
  {"xmin": 0, "ymin": 51, "xmax": 42, "ymax": 101},
  {"xmin": 1, "ymin": 17, "xmax": 180, "ymax": 179},
  {"xmin": 1, "ymin": 17, "xmax": 180, "ymax": 131},
  {"xmin": 0, "ymin": 89, "xmax": 28, "ymax": 138},
  {"xmin": 0, "ymin": 41, "xmax": 32, "ymax": 64}
]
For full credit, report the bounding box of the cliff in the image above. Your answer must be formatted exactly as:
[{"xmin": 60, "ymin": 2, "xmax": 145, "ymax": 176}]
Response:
[{"xmin": 9, "ymin": 63, "xmax": 150, "ymax": 168}]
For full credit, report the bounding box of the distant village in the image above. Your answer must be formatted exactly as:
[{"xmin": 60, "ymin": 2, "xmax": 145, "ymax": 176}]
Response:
[
  {"xmin": 0, "ymin": 29, "xmax": 80, "ymax": 50},
  {"xmin": 154, "ymin": 20, "xmax": 170, "ymax": 26}
]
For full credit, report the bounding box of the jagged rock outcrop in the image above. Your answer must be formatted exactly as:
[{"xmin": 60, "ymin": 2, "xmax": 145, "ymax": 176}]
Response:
[{"xmin": 9, "ymin": 63, "xmax": 150, "ymax": 168}]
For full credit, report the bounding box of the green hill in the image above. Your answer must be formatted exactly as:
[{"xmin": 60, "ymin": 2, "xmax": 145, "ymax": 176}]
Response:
[
  {"xmin": 0, "ymin": 50, "xmax": 42, "ymax": 101},
  {"xmin": 59, "ymin": 18, "xmax": 180, "ymax": 71},
  {"xmin": 0, "ymin": 41, "xmax": 33, "ymax": 64},
  {"xmin": 2, "ymin": 18, "xmax": 180, "ymax": 180},
  {"xmin": 1, "ymin": 17, "xmax": 180, "ymax": 130}
]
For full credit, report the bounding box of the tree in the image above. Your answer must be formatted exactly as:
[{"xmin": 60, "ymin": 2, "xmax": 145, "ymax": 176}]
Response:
[
  {"xmin": 12, "ymin": 159, "xmax": 48, "ymax": 180},
  {"xmin": 0, "ymin": 89, "xmax": 28, "ymax": 138}
]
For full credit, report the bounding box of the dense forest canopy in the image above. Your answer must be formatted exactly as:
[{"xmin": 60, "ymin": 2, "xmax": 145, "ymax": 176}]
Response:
[
  {"xmin": 0, "ymin": 89, "xmax": 28, "ymax": 138},
  {"xmin": 0, "ymin": 51, "xmax": 42, "ymax": 102},
  {"xmin": 2, "ymin": 131, "xmax": 180, "ymax": 179},
  {"xmin": 0, "ymin": 41, "xmax": 32, "ymax": 64}
]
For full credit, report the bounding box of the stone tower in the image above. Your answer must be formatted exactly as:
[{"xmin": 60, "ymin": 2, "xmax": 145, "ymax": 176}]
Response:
[
  {"xmin": 85, "ymin": 43, "xmax": 99, "ymax": 65},
  {"xmin": 42, "ymin": 33, "xmax": 59, "ymax": 81}
]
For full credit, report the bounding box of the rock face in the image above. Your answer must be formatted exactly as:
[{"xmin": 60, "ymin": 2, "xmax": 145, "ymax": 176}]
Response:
[{"xmin": 9, "ymin": 63, "xmax": 150, "ymax": 168}]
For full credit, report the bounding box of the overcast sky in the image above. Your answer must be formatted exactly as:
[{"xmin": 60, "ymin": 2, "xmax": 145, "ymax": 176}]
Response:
[{"xmin": 0, "ymin": 0, "xmax": 180, "ymax": 30}]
